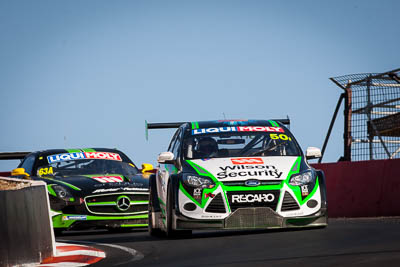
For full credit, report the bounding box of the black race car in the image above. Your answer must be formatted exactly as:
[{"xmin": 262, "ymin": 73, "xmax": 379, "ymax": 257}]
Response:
[{"xmin": 8, "ymin": 148, "xmax": 153, "ymax": 233}]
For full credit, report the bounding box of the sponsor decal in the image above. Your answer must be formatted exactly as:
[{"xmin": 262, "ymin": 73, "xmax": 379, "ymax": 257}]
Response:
[
  {"xmin": 92, "ymin": 176, "xmax": 124, "ymax": 183},
  {"xmin": 217, "ymin": 164, "xmax": 283, "ymax": 179},
  {"xmin": 231, "ymin": 158, "xmax": 264, "ymax": 164},
  {"xmin": 301, "ymin": 185, "xmax": 309, "ymax": 196},
  {"xmin": 47, "ymin": 152, "xmax": 122, "ymax": 163},
  {"xmin": 85, "ymin": 152, "xmax": 121, "ymax": 161},
  {"xmin": 200, "ymin": 214, "xmax": 224, "ymax": 219},
  {"xmin": 47, "ymin": 152, "xmax": 85, "ymax": 163},
  {"xmin": 205, "ymin": 193, "xmax": 215, "ymax": 199},
  {"xmin": 231, "ymin": 193, "xmax": 275, "ymax": 203},
  {"xmin": 193, "ymin": 188, "xmax": 202, "ymax": 199},
  {"xmin": 92, "ymin": 188, "xmax": 148, "ymax": 193},
  {"xmin": 120, "ymin": 187, "xmax": 148, "ymax": 191},
  {"xmin": 192, "ymin": 126, "xmax": 284, "ymax": 135},
  {"xmin": 63, "ymin": 215, "xmax": 87, "ymax": 221},
  {"xmin": 94, "ymin": 182, "xmax": 131, "ymax": 187},
  {"xmin": 245, "ymin": 180, "xmax": 260, "ymax": 186}
]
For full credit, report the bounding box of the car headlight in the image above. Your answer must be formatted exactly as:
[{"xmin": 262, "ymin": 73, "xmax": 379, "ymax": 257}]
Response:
[
  {"xmin": 182, "ymin": 174, "xmax": 215, "ymax": 189},
  {"xmin": 289, "ymin": 170, "xmax": 315, "ymax": 186},
  {"xmin": 52, "ymin": 185, "xmax": 73, "ymax": 201}
]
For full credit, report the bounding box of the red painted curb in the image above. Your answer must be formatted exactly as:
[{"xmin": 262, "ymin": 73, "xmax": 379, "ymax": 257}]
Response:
[{"xmin": 39, "ymin": 242, "xmax": 105, "ymax": 266}]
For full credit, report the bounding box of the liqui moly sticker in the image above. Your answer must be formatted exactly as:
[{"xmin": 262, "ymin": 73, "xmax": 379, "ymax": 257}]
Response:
[
  {"xmin": 192, "ymin": 126, "xmax": 284, "ymax": 135},
  {"xmin": 47, "ymin": 152, "xmax": 122, "ymax": 163}
]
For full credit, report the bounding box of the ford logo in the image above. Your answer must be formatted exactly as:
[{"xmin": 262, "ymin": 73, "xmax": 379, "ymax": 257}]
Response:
[{"xmin": 245, "ymin": 180, "xmax": 260, "ymax": 186}]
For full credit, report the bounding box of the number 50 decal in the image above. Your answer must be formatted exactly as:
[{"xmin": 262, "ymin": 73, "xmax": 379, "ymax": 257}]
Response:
[{"xmin": 270, "ymin": 134, "xmax": 292, "ymax": 141}]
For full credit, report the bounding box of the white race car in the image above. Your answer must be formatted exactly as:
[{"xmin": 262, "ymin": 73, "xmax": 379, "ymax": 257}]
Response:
[{"xmin": 147, "ymin": 119, "xmax": 327, "ymax": 237}]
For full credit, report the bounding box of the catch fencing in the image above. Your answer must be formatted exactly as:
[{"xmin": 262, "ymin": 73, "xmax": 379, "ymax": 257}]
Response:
[{"xmin": 321, "ymin": 68, "xmax": 400, "ymax": 162}]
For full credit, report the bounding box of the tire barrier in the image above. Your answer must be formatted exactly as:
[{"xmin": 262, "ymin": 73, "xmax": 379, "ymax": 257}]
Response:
[
  {"xmin": 311, "ymin": 159, "xmax": 400, "ymax": 217},
  {"xmin": 0, "ymin": 177, "xmax": 55, "ymax": 267}
]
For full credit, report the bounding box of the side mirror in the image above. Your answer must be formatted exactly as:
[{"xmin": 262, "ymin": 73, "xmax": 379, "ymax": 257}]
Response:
[
  {"xmin": 11, "ymin": 168, "xmax": 30, "ymax": 178},
  {"xmin": 141, "ymin": 163, "xmax": 154, "ymax": 174},
  {"xmin": 306, "ymin": 147, "xmax": 322, "ymax": 160},
  {"xmin": 157, "ymin": 152, "xmax": 175, "ymax": 164}
]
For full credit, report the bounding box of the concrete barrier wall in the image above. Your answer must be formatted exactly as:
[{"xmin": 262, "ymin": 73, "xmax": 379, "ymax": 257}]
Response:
[
  {"xmin": 0, "ymin": 177, "xmax": 55, "ymax": 266},
  {"xmin": 312, "ymin": 159, "xmax": 400, "ymax": 217}
]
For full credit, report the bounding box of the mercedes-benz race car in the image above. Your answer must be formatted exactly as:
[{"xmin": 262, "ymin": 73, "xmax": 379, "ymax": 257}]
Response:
[
  {"xmin": 7, "ymin": 148, "xmax": 153, "ymax": 234},
  {"xmin": 147, "ymin": 119, "xmax": 327, "ymax": 237}
]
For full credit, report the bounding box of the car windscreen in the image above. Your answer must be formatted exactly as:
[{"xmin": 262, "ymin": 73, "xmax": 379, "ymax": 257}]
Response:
[
  {"xmin": 35, "ymin": 154, "xmax": 139, "ymax": 178},
  {"xmin": 183, "ymin": 126, "xmax": 301, "ymax": 160}
]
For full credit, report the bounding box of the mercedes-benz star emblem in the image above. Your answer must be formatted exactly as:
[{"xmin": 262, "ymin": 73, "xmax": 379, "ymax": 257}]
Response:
[{"xmin": 117, "ymin": 196, "xmax": 131, "ymax": 211}]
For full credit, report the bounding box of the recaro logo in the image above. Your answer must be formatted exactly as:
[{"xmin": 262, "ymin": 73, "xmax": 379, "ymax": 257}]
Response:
[
  {"xmin": 231, "ymin": 158, "xmax": 264, "ymax": 164},
  {"xmin": 231, "ymin": 193, "xmax": 275, "ymax": 203}
]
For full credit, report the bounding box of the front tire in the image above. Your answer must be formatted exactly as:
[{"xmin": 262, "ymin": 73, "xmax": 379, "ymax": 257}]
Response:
[
  {"xmin": 165, "ymin": 183, "xmax": 178, "ymax": 238},
  {"xmin": 148, "ymin": 174, "xmax": 163, "ymax": 237},
  {"xmin": 165, "ymin": 182, "xmax": 192, "ymax": 238},
  {"xmin": 149, "ymin": 210, "xmax": 163, "ymax": 237}
]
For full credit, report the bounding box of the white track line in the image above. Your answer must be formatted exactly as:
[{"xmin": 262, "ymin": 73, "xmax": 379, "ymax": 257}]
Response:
[{"xmin": 54, "ymin": 249, "xmax": 106, "ymax": 257}]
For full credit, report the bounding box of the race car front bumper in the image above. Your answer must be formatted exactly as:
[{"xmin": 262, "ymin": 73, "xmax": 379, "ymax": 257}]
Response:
[
  {"xmin": 175, "ymin": 207, "xmax": 327, "ymax": 230},
  {"xmin": 52, "ymin": 213, "xmax": 148, "ymax": 230}
]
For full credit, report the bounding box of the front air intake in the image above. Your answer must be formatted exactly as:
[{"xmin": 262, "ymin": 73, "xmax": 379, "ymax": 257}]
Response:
[
  {"xmin": 281, "ymin": 191, "xmax": 300, "ymax": 211},
  {"xmin": 205, "ymin": 193, "xmax": 226, "ymax": 213}
]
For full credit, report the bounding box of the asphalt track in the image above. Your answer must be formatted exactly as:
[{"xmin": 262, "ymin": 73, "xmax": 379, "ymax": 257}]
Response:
[{"xmin": 58, "ymin": 218, "xmax": 400, "ymax": 267}]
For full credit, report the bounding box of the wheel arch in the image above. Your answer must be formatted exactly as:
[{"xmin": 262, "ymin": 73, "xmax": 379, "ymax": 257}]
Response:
[
  {"xmin": 168, "ymin": 174, "xmax": 181, "ymax": 214},
  {"xmin": 315, "ymin": 169, "xmax": 327, "ymax": 209}
]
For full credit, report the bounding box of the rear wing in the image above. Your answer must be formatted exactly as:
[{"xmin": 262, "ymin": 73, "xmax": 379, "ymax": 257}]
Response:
[
  {"xmin": 0, "ymin": 152, "xmax": 30, "ymax": 160},
  {"xmin": 0, "ymin": 152, "xmax": 30, "ymax": 175},
  {"xmin": 145, "ymin": 118, "xmax": 290, "ymax": 140},
  {"xmin": 145, "ymin": 120, "xmax": 188, "ymax": 140}
]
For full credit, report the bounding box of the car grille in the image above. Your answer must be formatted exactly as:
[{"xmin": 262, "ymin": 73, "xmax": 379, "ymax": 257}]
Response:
[
  {"xmin": 226, "ymin": 190, "xmax": 280, "ymax": 212},
  {"xmin": 281, "ymin": 191, "xmax": 300, "ymax": 211},
  {"xmin": 225, "ymin": 207, "xmax": 284, "ymax": 229},
  {"xmin": 85, "ymin": 192, "xmax": 149, "ymax": 215},
  {"xmin": 205, "ymin": 193, "xmax": 226, "ymax": 213}
]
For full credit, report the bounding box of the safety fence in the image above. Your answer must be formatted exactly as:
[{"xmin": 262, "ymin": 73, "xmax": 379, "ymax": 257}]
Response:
[{"xmin": 320, "ymin": 68, "xmax": 400, "ymax": 162}]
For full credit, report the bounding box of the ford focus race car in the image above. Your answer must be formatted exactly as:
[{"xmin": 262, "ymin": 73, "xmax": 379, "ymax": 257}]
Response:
[
  {"xmin": 147, "ymin": 120, "xmax": 327, "ymax": 237},
  {"xmin": 8, "ymin": 148, "xmax": 153, "ymax": 233}
]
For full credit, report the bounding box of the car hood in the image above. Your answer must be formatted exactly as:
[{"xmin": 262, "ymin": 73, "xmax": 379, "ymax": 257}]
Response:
[
  {"xmin": 39, "ymin": 174, "xmax": 148, "ymax": 194},
  {"xmin": 187, "ymin": 156, "xmax": 299, "ymax": 182}
]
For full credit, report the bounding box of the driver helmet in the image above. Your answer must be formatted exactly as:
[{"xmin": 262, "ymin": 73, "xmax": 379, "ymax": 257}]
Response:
[{"xmin": 197, "ymin": 137, "xmax": 218, "ymax": 156}]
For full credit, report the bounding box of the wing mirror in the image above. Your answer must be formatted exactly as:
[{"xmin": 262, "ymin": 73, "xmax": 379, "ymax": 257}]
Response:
[
  {"xmin": 157, "ymin": 152, "xmax": 175, "ymax": 164},
  {"xmin": 306, "ymin": 147, "xmax": 322, "ymax": 160},
  {"xmin": 11, "ymin": 168, "xmax": 30, "ymax": 178}
]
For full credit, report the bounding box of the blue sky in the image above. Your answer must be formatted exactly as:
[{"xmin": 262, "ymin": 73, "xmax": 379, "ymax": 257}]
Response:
[{"xmin": 0, "ymin": 0, "xmax": 399, "ymax": 170}]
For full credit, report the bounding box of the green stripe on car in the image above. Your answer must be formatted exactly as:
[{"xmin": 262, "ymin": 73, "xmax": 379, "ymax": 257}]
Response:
[{"xmin": 268, "ymin": 120, "xmax": 279, "ymax": 127}]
